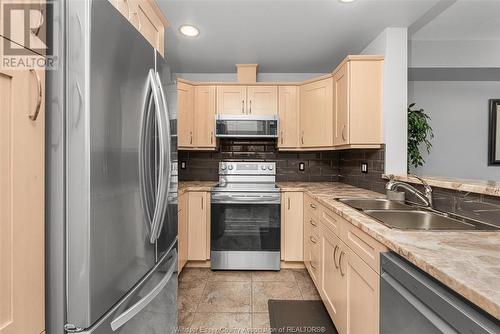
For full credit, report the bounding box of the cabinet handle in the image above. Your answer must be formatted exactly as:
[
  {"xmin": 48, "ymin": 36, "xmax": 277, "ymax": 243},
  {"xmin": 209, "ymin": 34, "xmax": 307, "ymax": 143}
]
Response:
[
  {"xmin": 309, "ymin": 236, "xmax": 317, "ymax": 244},
  {"xmin": 310, "ymin": 262, "xmax": 317, "ymax": 270},
  {"xmin": 280, "ymin": 131, "xmax": 284, "ymax": 144},
  {"xmin": 287, "ymin": 197, "xmax": 290, "ymax": 210},
  {"xmin": 29, "ymin": 69, "xmax": 42, "ymax": 121},
  {"xmin": 210, "ymin": 131, "xmax": 214, "ymax": 144},
  {"xmin": 242, "ymin": 100, "xmax": 245, "ymax": 114},
  {"xmin": 339, "ymin": 251, "xmax": 345, "ymax": 276},
  {"xmin": 309, "ymin": 219, "xmax": 317, "ymax": 227},
  {"xmin": 309, "ymin": 203, "xmax": 316, "ymax": 209},
  {"xmin": 249, "ymin": 100, "xmax": 252, "ymax": 114},
  {"xmin": 301, "ymin": 131, "xmax": 304, "ymax": 145},
  {"xmin": 341, "ymin": 124, "xmax": 347, "ymax": 141},
  {"xmin": 190, "ymin": 132, "xmax": 193, "ymax": 144},
  {"xmin": 333, "ymin": 245, "xmax": 339, "ymax": 269},
  {"xmin": 201, "ymin": 197, "xmax": 204, "ymax": 210},
  {"xmin": 34, "ymin": 5, "xmax": 44, "ymax": 36}
]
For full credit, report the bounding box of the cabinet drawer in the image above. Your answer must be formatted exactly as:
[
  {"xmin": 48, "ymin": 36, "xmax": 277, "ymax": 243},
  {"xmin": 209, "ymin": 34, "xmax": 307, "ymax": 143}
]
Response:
[
  {"xmin": 304, "ymin": 194, "xmax": 320, "ymax": 218},
  {"xmin": 319, "ymin": 207, "xmax": 346, "ymax": 239},
  {"xmin": 308, "ymin": 243, "xmax": 320, "ymax": 284},
  {"xmin": 345, "ymin": 224, "xmax": 387, "ymax": 274}
]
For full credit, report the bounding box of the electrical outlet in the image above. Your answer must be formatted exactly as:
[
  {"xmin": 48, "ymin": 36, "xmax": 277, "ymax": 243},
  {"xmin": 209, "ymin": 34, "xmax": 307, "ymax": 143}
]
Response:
[
  {"xmin": 299, "ymin": 162, "xmax": 305, "ymax": 171},
  {"xmin": 180, "ymin": 161, "xmax": 187, "ymax": 169},
  {"xmin": 361, "ymin": 162, "xmax": 368, "ymax": 174}
]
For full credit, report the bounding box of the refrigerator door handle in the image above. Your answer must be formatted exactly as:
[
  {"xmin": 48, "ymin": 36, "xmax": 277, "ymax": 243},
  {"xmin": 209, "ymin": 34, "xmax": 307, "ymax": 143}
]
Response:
[
  {"xmin": 150, "ymin": 71, "xmax": 172, "ymax": 242},
  {"xmin": 109, "ymin": 252, "xmax": 177, "ymax": 331}
]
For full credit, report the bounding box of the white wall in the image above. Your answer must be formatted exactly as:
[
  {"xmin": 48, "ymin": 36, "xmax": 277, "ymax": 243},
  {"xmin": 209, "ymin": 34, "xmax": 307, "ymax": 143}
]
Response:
[
  {"xmin": 408, "ymin": 81, "xmax": 500, "ymax": 181},
  {"xmin": 361, "ymin": 27, "xmax": 408, "ymax": 175}
]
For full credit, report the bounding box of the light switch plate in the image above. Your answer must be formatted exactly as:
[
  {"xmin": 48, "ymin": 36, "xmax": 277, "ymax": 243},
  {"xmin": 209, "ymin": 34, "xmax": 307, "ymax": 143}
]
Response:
[
  {"xmin": 180, "ymin": 161, "xmax": 187, "ymax": 169},
  {"xmin": 299, "ymin": 162, "xmax": 305, "ymax": 171}
]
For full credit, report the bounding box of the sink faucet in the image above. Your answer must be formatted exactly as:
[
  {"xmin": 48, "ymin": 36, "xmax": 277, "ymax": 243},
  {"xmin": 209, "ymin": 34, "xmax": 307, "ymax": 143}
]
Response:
[{"xmin": 386, "ymin": 174, "xmax": 433, "ymax": 208}]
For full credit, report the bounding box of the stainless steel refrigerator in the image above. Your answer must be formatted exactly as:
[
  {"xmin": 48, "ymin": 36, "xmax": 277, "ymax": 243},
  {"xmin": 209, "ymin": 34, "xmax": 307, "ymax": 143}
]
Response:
[{"xmin": 46, "ymin": 1, "xmax": 178, "ymax": 333}]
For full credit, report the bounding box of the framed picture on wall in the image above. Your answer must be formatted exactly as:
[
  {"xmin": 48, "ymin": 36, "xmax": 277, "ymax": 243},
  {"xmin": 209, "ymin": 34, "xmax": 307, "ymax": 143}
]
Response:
[{"xmin": 488, "ymin": 99, "xmax": 500, "ymax": 165}]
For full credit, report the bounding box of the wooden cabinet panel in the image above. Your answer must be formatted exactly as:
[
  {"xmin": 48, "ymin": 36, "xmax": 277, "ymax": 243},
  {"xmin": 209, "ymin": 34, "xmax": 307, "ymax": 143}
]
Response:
[
  {"xmin": 345, "ymin": 223, "xmax": 387, "ymax": 274},
  {"xmin": 281, "ymin": 192, "xmax": 304, "ymax": 262},
  {"xmin": 216, "ymin": 86, "xmax": 247, "ymax": 115},
  {"xmin": 0, "ymin": 65, "xmax": 45, "ymax": 334},
  {"xmin": 187, "ymin": 192, "xmax": 210, "ymax": 261},
  {"xmin": 177, "ymin": 82, "xmax": 195, "ymax": 147},
  {"xmin": 333, "ymin": 63, "xmax": 349, "ymax": 146},
  {"xmin": 300, "ymin": 77, "xmax": 333, "ymax": 148},
  {"xmin": 194, "ymin": 85, "xmax": 216, "ymax": 148},
  {"xmin": 109, "ymin": 0, "xmax": 167, "ymax": 56},
  {"xmin": 345, "ymin": 247, "xmax": 379, "ymax": 334},
  {"xmin": 247, "ymin": 86, "xmax": 277, "ymax": 115},
  {"xmin": 319, "ymin": 224, "xmax": 346, "ymax": 333},
  {"xmin": 278, "ymin": 86, "xmax": 300, "ymax": 148},
  {"xmin": 178, "ymin": 193, "xmax": 188, "ymax": 272}
]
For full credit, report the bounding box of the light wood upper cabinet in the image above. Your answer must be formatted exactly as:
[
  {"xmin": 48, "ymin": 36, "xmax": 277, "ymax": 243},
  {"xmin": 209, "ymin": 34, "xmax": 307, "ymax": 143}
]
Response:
[
  {"xmin": 0, "ymin": 64, "xmax": 45, "ymax": 333},
  {"xmin": 177, "ymin": 81, "xmax": 195, "ymax": 147},
  {"xmin": 194, "ymin": 86, "xmax": 216, "ymax": 148},
  {"xmin": 247, "ymin": 86, "xmax": 277, "ymax": 115},
  {"xmin": 187, "ymin": 192, "xmax": 210, "ymax": 261},
  {"xmin": 178, "ymin": 192, "xmax": 188, "ymax": 273},
  {"xmin": 217, "ymin": 85, "xmax": 278, "ymax": 115},
  {"xmin": 278, "ymin": 86, "xmax": 300, "ymax": 148},
  {"xmin": 333, "ymin": 57, "xmax": 383, "ymax": 148},
  {"xmin": 109, "ymin": 0, "xmax": 168, "ymax": 56},
  {"xmin": 299, "ymin": 77, "xmax": 333, "ymax": 148},
  {"xmin": 281, "ymin": 192, "xmax": 304, "ymax": 262},
  {"xmin": 217, "ymin": 86, "xmax": 247, "ymax": 115}
]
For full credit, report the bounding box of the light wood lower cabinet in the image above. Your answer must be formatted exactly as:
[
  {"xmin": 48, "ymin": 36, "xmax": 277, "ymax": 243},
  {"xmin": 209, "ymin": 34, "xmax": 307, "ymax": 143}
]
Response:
[
  {"xmin": 186, "ymin": 191, "xmax": 210, "ymax": 261},
  {"xmin": 281, "ymin": 192, "xmax": 304, "ymax": 261},
  {"xmin": 178, "ymin": 192, "xmax": 188, "ymax": 272},
  {"xmin": 0, "ymin": 64, "xmax": 45, "ymax": 333}
]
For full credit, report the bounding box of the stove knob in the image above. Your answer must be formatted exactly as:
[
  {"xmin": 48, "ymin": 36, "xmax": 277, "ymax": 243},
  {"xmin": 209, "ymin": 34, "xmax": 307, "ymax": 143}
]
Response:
[
  {"xmin": 228, "ymin": 165, "xmax": 234, "ymax": 170},
  {"xmin": 261, "ymin": 165, "xmax": 267, "ymax": 170},
  {"xmin": 268, "ymin": 165, "xmax": 274, "ymax": 171},
  {"xmin": 221, "ymin": 164, "xmax": 227, "ymax": 170}
]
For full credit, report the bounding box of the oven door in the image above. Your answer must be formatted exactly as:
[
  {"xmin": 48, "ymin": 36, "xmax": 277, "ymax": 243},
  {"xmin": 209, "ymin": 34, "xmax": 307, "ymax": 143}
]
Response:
[{"xmin": 210, "ymin": 192, "xmax": 281, "ymax": 269}]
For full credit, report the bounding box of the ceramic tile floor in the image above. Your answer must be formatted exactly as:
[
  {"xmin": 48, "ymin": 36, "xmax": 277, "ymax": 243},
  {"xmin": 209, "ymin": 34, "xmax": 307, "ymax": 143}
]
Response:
[{"xmin": 178, "ymin": 268, "xmax": 321, "ymax": 333}]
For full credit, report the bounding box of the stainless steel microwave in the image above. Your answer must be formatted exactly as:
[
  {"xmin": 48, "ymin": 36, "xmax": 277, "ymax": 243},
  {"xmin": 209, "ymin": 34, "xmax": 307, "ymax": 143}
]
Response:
[{"xmin": 215, "ymin": 115, "xmax": 278, "ymax": 138}]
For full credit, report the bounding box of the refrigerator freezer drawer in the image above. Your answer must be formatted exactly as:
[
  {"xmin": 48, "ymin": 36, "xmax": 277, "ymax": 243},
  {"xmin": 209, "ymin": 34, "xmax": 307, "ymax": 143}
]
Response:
[{"xmin": 77, "ymin": 247, "xmax": 178, "ymax": 334}]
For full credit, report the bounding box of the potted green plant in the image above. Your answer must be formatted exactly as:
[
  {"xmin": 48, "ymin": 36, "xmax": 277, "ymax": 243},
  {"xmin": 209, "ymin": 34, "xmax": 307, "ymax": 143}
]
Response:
[{"xmin": 407, "ymin": 103, "xmax": 434, "ymax": 171}]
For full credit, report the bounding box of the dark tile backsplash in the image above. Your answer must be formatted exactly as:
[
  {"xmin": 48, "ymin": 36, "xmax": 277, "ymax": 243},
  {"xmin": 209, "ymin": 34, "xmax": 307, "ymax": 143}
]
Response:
[{"xmin": 179, "ymin": 140, "xmax": 386, "ymax": 187}]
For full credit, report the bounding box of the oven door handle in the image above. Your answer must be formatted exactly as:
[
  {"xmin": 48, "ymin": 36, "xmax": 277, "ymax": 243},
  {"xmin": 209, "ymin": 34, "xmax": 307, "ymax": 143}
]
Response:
[{"xmin": 211, "ymin": 194, "xmax": 281, "ymax": 204}]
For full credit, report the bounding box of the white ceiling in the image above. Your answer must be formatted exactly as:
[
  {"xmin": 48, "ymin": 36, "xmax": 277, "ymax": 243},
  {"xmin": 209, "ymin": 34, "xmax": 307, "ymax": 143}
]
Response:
[
  {"xmin": 156, "ymin": 0, "xmax": 440, "ymax": 73},
  {"xmin": 411, "ymin": 0, "xmax": 500, "ymax": 41}
]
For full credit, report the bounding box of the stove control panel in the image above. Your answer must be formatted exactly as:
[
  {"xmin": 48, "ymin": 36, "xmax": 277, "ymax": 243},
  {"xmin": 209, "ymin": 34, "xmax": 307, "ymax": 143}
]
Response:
[{"xmin": 219, "ymin": 161, "xmax": 276, "ymax": 175}]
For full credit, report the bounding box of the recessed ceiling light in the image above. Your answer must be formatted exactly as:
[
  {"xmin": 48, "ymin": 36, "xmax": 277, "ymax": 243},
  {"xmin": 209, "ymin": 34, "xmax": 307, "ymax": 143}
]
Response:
[
  {"xmin": 339, "ymin": 0, "xmax": 355, "ymax": 2},
  {"xmin": 179, "ymin": 25, "xmax": 200, "ymax": 37}
]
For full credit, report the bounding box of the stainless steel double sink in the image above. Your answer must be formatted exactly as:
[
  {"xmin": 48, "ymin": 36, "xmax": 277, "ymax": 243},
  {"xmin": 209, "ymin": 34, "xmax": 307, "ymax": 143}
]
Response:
[{"xmin": 338, "ymin": 198, "xmax": 499, "ymax": 231}]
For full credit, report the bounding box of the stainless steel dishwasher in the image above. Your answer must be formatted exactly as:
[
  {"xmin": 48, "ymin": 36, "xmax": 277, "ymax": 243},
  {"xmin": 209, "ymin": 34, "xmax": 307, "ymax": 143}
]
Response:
[{"xmin": 380, "ymin": 253, "xmax": 500, "ymax": 334}]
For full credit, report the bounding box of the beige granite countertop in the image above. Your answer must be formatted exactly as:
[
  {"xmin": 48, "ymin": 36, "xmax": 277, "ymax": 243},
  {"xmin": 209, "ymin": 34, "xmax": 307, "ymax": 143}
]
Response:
[
  {"xmin": 386, "ymin": 174, "xmax": 500, "ymax": 197},
  {"xmin": 178, "ymin": 181, "xmax": 216, "ymax": 195},
  {"xmin": 278, "ymin": 182, "xmax": 500, "ymax": 320},
  {"xmin": 179, "ymin": 181, "xmax": 500, "ymax": 319}
]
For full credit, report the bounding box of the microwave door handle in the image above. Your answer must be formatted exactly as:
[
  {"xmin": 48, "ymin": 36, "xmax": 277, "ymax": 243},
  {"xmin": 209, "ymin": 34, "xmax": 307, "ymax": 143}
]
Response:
[{"xmin": 110, "ymin": 252, "xmax": 177, "ymax": 331}]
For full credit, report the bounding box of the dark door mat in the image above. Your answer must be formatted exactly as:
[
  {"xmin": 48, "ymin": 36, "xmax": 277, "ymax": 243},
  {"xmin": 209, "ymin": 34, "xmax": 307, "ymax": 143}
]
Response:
[{"xmin": 268, "ymin": 300, "xmax": 338, "ymax": 334}]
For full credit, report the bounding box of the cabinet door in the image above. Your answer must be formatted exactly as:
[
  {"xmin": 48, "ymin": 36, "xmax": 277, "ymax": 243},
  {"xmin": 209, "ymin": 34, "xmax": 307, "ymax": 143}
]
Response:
[
  {"xmin": 333, "ymin": 63, "xmax": 349, "ymax": 146},
  {"xmin": 345, "ymin": 247, "xmax": 379, "ymax": 334},
  {"xmin": 194, "ymin": 86, "xmax": 216, "ymax": 148},
  {"xmin": 247, "ymin": 86, "xmax": 277, "ymax": 115},
  {"xmin": 177, "ymin": 82, "xmax": 195, "ymax": 147},
  {"xmin": 300, "ymin": 78, "xmax": 333, "ymax": 148},
  {"xmin": 0, "ymin": 67, "xmax": 45, "ymax": 334},
  {"xmin": 187, "ymin": 192, "xmax": 209, "ymax": 261},
  {"xmin": 178, "ymin": 193, "xmax": 188, "ymax": 272},
  {"xmin": 278, "ymin": 86, "xmax": 300, "ymax": 148},
  {"xmin": 216, "ymin": 86, "xmax": 247, "ymax": 115},
  {"xmin": 319, "ymin": 225, "xmax": 345, "ymax": 333},
  {"xmin": 281, "ymin": 192, "xmax": 304, "ymax": 262}
]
